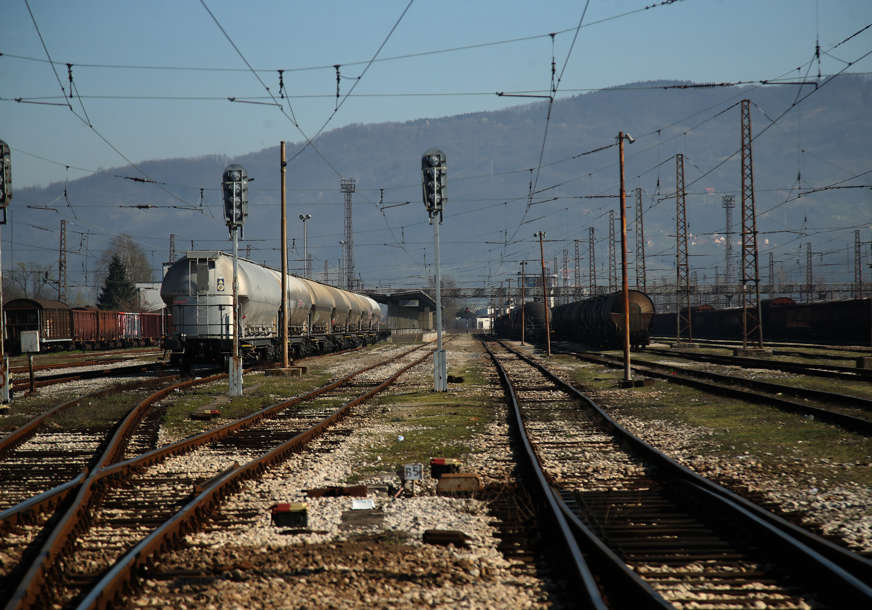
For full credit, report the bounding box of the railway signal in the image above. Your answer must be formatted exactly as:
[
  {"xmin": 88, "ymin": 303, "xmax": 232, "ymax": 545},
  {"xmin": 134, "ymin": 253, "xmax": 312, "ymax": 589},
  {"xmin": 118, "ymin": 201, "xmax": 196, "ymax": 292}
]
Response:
[
  {"xmin": 422, "ymin": 148, "xmax": 447, "ymax": 391},
  {"xmin": 222, "ymin": 164, "xmax": 248, "ymax": 397}
]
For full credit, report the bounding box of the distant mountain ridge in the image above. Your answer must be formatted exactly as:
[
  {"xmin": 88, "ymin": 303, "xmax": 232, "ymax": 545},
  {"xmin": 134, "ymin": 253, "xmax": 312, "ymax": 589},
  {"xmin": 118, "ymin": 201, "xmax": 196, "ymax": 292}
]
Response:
[{"xmin": 14, "ymin": 75, "xmax": 872, "ymax": 302}]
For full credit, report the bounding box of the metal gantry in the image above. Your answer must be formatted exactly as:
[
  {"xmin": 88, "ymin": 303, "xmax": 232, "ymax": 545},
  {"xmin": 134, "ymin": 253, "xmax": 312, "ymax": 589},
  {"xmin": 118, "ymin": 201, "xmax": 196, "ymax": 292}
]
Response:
[
  {"xmin": 675, "ymin": 153, "xmax": 691, "ymax": 341},
  {"xmin": 573, "ymin": 238, "xmax": 582, "ymax": 299},
  {"xmin": 806, "ymin": 242, "xmax": 814, "ymax": 302},
  {"xmin": 340, "ymin": 178, "xmax": 356, "ymax": 291},
  {"xmin": 58, "ymin": 219, "xmax": 67, "ymax": 303},
  {"xmin": 855, "ymin": 229, "xmax": 863, "ymax": 299},
  {"xmin": 634, "ymin": 186, "xmax": 646, "ymax": 292},
  {"xmin": 740, "ymin": 99, "xmax": 763, "ymax": 347}
]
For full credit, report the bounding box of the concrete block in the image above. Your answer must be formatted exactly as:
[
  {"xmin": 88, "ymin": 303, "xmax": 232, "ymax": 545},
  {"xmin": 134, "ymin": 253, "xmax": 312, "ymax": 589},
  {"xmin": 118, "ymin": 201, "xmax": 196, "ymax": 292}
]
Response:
[
  {"xmin": 436, "ymin": 473, "xmax": 481, "ymax": 496},
  {"xmin": 271, "ymin": 502, "xmax": 308, "ymax": 527},
  {"xmin": 265, "ymin": 366, "xmax": 306, "ymax": 377},
  {"xmin": 423, "ymin": 529, "xmax": 471, "ymax": 548},
  {"xmin": 430, "ymin": 458, "xmax": 461, "ymax": 479},
  {"xmin": 341, "ymin": 509, "xmax": 384, "ymax": 528}
]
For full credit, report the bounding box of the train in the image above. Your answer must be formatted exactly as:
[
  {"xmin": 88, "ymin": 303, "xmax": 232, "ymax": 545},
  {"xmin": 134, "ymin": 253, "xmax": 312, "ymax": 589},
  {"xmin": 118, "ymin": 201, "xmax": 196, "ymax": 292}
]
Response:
[
  {"xmin": 3, "ymin": 298, "xmax": 167, "ymax": 354},
  {"xmin": 160, "ymin": 250, "xmax": 387, "ymax": 364},
  {"xmin": 494, "ymin": 290, "xmax": 656, "ymax": 349},
  {"xmin": 649, "ymin": 297, "xmax": 872, "ymax": 346}
]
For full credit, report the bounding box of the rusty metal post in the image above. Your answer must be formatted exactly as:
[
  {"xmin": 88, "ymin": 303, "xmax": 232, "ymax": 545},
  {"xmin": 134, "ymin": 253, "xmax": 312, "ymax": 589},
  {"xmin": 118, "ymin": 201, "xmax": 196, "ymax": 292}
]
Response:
[
  {"xmin": 537, "ymin": 231, "xmax": 551, "ymax": 356},
  {"xmin": 619, "ymin": 132, "xmax": 632, "ymax": 382},
  {"xmin": 280, "ymin": 141, "xmax": 289, "ymax": 368},
  {"xmin": 740, "ymin": 99, "xmax": 763, "ymax": 347}
]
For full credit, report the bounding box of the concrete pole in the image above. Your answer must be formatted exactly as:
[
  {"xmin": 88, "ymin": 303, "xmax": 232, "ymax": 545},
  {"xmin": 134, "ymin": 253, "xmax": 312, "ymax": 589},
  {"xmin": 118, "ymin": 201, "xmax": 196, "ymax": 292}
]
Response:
[
  {"xmin": 619, "ymin": 132, "xmax": 632, "ymax": 382},
  {"xmin": 280, "ymin": 141, "xmax": 289, "ymax": 368}
]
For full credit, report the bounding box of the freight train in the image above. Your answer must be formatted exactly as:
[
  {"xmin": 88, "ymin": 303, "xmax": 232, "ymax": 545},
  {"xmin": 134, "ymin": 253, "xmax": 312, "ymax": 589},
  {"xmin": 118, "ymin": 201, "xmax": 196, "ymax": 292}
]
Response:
[
  {"xmin": 3, "ymin": 298, "xmax": 167, "ymax": 354},
  {"xmin": 649, "ymin": 297, "xmax": 872, "ymax": 346},
  {"xmin": 160, "ymin": 251, "xmax": 386, "ymax": 364},
  {"xmin": 494, "ymin": 290, "xmax": 656, "ymax": 349}
]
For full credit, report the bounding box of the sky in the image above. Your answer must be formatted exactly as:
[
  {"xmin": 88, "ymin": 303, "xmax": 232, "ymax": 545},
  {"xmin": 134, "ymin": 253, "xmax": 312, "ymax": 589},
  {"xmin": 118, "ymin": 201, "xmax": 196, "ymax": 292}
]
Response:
[
  {"xmin": 3, "ymin": 0, "xmax": 870, "ymax": 189},
  {"xmin": 1, "ymin": 0, "xmax": 871, "ymax": 299}
]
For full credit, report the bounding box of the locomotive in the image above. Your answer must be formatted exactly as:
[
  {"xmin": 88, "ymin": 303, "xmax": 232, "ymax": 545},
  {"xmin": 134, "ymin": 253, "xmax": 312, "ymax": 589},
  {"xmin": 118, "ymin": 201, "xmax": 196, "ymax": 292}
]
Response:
[
  {"xmin": 494, "ymin": 290, "xmax": 656, "ymax": 349},
  {"xmin": 160, "ymin": 251, "xmax": 385, "ymax": 363}
]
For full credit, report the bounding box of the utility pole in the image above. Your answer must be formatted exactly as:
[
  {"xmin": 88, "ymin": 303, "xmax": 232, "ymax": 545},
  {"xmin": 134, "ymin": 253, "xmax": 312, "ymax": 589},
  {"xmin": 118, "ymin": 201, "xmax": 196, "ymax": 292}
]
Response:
[
  {"xmin": 537, "ymin": 231, "xmax": 551, "ymax": 356},
  {"xmin": 280, "ymin": 141, "xmax": 289, "ymax": 369},
  {"xmin": 588, "ymin": 227, "xmax": 596, "ymax": 297},
  {"xmin": 675, "ymin": 153, "xmax": 691, "ymax": 342},
  {"xmin": 634, "ymin": 186, "xmax": 646, "ymax": 292},
  {"xmin": 608, "ymin": 209, "xmax": 617, "ymax": 293},
  {"xmin": 0, "ymin": 139, "xmax": 12, "ymax": 403},
  {"xmin": 340, "ymin": 178, "xmax": 356, "ymax": 290},
  {"xmin": 58, "ymin": 219, "xmax": 67, "ymax": 303},
  {"xmin": 855, "ymin": 229, "xmax": 863, "ymax": 299},
  {"xmin": 520, "ymin": 260, "xmax": 527, "ymax": 345},
  {"xmin": 740, "ymin": 99, "xmax": 763, "ymax": 348},
  {"xmin": 722, "ymin": 194, "xmax": 735, "ymax": 306},
  {"xmin": 573, "ymin": 239, "xmax": 581, "ymax": 300}
]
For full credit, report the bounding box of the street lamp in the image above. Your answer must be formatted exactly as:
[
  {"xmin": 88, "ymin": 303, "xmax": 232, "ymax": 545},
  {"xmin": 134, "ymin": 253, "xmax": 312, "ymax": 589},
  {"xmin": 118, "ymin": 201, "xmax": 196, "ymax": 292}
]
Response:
[
  {"xmin": 299, "ymin": 213, "xmax": 312, "ymax": 278},
  {"xmin": 618, "ymin": 132, "xmax": 635, "ymax": 384},
  {"xmin": 421, "ymin": 148, "xmax": 447, "ymax": 392},
  {"xmin": 222, "ymin": 164, "xmax": 248, "ymax": 397}
]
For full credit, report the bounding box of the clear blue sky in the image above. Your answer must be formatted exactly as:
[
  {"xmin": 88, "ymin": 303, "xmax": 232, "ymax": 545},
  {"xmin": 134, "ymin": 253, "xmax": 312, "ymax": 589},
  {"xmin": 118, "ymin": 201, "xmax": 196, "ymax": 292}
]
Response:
[{"xmin": 3, "ymin": 0, "xmax": 870, "ymax": 188}]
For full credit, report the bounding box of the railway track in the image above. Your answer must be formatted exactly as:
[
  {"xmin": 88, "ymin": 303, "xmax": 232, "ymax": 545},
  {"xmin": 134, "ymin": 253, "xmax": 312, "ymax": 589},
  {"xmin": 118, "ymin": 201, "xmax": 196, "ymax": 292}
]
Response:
[
  {"xmin": 2, "ymin": 342, "xmax": 432, "ymax": 609},
  {"xmin": 485, "ymin": 339, "xmax": 872, "ymax": 608},
  {"xmin": 651, "ymin": 336, "xmax": 872, "ymax": 355},
  {"xmin": 567, "ymin": 350, "xmax": 872, "ymax": 435},
  {"xmin": 644, "ymin": 345, "xmax": 872, "ymax": 382}
]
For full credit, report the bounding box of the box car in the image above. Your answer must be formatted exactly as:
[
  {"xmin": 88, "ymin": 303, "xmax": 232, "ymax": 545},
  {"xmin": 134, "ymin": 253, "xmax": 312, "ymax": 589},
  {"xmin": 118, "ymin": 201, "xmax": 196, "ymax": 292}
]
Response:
[{"xmin": 4, "ymin": 298, "xmax": 73, "ymax": 352}]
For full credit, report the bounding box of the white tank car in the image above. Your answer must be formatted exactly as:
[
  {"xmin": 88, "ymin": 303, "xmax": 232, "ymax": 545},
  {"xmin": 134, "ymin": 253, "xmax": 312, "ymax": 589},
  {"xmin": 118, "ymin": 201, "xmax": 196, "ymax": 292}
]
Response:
[{"xmin": 161, "ymin": 251, "xmax": 382, "ymax": 361}]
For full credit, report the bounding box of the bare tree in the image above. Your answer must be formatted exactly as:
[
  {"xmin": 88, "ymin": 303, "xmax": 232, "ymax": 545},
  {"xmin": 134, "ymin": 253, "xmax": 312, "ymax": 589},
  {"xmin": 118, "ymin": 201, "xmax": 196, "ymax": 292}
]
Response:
[
  {"xmin": 3, "ymin": 262, "xmax": 53, "ymax": 300},
  {"xmin": 98, "ymin": 234, "xmax": 153, "ymax": 284}
]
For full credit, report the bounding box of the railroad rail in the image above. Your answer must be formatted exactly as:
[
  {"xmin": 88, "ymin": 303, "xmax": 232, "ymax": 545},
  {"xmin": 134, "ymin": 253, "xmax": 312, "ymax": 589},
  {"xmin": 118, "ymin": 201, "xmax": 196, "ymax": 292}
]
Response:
[
  {"xmin": 485, "ymin": 339, "xmax": 872, "ymax": 608},
  {"xmin": 3, "ymin": 342, "xmax": 433, "ymax": 609},
  {"xmin": 651, "ymin": 336, "xmax": 872, "ymax": 354},
  {"xmin": 569, "ymin": 350, "xmax": 872, "ymax": 435},
  {"xmin": 645, "ymin": 346, "xmax": 872, "ymax": 381}
]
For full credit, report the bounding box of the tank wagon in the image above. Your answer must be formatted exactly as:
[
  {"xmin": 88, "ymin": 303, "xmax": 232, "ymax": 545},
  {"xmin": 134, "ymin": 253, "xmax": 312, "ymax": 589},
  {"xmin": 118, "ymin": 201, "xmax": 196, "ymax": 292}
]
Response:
[
  {"xmin": 494, "ymin": 290, "xmax": 656, "ymax": 349},
  {"xmin": 160, "ymin": 251, "xmax": 385, "ymax": 363},
  {"xmin": 552, "ymin": 290, "xmax": 655, "ymax": 349}
]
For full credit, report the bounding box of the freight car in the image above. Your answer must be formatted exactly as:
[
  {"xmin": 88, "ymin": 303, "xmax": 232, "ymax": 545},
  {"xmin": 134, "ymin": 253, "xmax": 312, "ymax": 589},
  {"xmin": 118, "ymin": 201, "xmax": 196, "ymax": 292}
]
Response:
[
  {"xmin": 493, "ymin": 290, "xmax": 656, "ymax": 349},
  {"xmin": 3, "ymin": 298, "xmax": 167, "ymax": 353},
  {"xmin": 551, "ymin": 290, "xmax": 656, "ymax": 349},
  {"xmin": 649, "ymin": 297, "xmax": 872, "ymax": 346},
  {"xmin": 160, "ymin": 251, "xmax": 386, "ymax": 364}
]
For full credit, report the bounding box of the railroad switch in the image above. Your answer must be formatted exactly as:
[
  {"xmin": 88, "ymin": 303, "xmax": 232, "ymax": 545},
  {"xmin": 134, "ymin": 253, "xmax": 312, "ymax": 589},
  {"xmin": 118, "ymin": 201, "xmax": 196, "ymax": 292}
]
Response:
[
  {"xmin": 270, "ymin": 502, "xmax": 308, "ymax": 527},
  {"xmin": 429, "ymin": 457, "xmax": 461, "ymax": 479}
]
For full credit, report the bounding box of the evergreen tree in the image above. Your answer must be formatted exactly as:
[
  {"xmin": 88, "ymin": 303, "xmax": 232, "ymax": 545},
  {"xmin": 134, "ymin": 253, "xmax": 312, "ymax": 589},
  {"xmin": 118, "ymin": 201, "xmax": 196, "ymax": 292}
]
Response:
[{"xmin": 97, "ymin": 255, "xmax": 137, "ymax": 310}]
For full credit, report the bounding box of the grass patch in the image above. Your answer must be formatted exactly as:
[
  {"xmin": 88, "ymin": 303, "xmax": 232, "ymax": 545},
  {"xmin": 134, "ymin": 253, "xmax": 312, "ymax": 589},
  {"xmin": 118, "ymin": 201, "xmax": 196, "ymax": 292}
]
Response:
[{"xmin": 568, "ymin": 357, "xmax": 872, "ymax": 487}]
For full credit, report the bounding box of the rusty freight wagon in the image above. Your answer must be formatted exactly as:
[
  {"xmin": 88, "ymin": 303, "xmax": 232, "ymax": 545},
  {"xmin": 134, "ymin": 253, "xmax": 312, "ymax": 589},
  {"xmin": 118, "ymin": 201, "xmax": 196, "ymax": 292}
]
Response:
[{"xmin": 4, "ymin": 298, "xmax": 73, "ymax": 352}]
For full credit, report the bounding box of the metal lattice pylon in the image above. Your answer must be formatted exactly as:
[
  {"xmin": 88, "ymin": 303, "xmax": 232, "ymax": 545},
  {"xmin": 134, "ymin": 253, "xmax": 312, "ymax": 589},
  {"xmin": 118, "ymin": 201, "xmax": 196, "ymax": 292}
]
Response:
[
  {"xmin": 562, "ymin": 248, "xmax": 569, "ymax": 305},
  {"xmin": 340, "ymin": 178, "xmax": 356, "ymax": 290},
  {"xmin": 634, "ymin": 187, "xmax": 646, "ymax": 291},
  {"xmin": 722, "ymin": 195, "xmax": 735, "ymax": 306},
  {"xmin": 608, "ymin": 209, "xmax": 617, "ymax": 292},
  {"xmin": 740, "ymin": 99, "xmax": 763, "ymax": 346},
  {"xmin": 675, "ymin": 153, "xmax": 691, "ymax": 341},
  {"xmin": 588, "ymin": 226, "xmax": 596, "ymax": 296},
  {"xmin": 573, "ymin": 239, "xmax": 581, "ymax": 299},
  {"xmin": 59, "ymin": 219, "xmax": 67, "ymax": 303}
]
